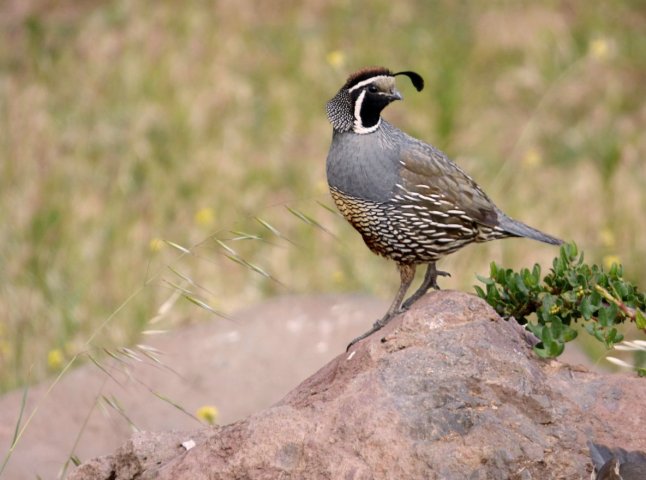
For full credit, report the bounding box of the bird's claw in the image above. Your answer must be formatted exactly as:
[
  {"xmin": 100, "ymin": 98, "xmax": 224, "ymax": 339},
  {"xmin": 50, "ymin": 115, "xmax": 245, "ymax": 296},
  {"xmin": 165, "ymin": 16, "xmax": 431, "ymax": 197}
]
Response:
[{"xmin": 346, "ymin": 313, "xmax": 394, "ymax": 351}]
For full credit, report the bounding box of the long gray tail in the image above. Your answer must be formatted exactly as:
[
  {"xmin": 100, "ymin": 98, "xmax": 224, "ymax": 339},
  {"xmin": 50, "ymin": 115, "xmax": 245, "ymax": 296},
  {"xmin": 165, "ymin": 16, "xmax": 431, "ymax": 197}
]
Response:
[{"xmin": 497, "ymin": 214, "xmax": 563, "ymax": 246}]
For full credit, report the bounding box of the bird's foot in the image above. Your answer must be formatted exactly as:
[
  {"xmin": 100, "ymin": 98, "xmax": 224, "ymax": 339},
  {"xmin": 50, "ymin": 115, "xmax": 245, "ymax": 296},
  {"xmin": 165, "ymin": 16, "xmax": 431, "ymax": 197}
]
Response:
[
  {"xmin": 346, "ymin": 312, "xmax": 395, "ymax": 351},
  {"xmin": 400, "ymin": 269, "xmax": 451, "ymax": 311},
  {"xmin": 430, "ymin": 269, "xmax": 451, "ymax": 290}
]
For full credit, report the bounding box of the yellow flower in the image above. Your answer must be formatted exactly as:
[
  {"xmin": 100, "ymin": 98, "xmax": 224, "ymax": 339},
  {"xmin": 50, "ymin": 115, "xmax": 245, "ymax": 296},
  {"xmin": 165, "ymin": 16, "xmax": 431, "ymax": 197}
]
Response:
[
  {"xmin": 194, "ymin": 207, "xmax": 215, "ymax": 228},
  {"xmin": 326, "ymin": 50, "xmax": 345, "ymax": 69},
  {"xmin": 603, "ymin": 254, "xmax": 621, "ymax": 270},
  {"xmin": 332, "ymin": 270, "xmax": 345, "ymax": 284},
  {"xmin": 48, "ymin": 349, "xmax": 64, "ymax": 370},
  {"xmin": 149, "ymin": 238, "xmax": 165, "ymax": 252},
  {"xmin": 196, "ymin": 405, "xmax": 219, "ymax": 425},
  {"xmin": 599, "ymin": 228, "xmax": 615, "ymax": 248},
  {"xmin": 522, "ymin": 147, "xmax": 542, "ymax": 169},
  {"xmin": 589, "ymin": 38, "xmax": 610, "ymax": 60}
]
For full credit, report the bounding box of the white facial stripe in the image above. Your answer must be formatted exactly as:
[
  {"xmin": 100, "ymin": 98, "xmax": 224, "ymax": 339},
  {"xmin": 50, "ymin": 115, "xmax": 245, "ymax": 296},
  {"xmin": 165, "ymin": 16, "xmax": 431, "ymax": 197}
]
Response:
[
  {"xmin": 347, "ymin": 75, "xmax": 392, "ymax": 93},
  {"xmin": 353, "ymin": 89, "xmax": 366, "ymax": 127},
  {"xmin": 352, "ymin": 89, "xmax": 381, "ymax": 134}
]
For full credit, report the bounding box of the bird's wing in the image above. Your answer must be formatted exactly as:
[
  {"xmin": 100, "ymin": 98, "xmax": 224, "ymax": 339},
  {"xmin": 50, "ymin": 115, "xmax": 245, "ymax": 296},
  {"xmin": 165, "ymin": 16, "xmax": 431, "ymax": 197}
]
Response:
[{"xmin": 398, "ymin": 142, "xmax": 500, "ymax": 227}]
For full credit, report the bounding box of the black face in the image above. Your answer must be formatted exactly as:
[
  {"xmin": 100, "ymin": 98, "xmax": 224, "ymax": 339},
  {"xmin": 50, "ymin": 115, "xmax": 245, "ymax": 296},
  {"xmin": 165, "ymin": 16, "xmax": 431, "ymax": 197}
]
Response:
[{"xmin": 350, "ymin": 82, "xmax": 399, "ymax": 132}]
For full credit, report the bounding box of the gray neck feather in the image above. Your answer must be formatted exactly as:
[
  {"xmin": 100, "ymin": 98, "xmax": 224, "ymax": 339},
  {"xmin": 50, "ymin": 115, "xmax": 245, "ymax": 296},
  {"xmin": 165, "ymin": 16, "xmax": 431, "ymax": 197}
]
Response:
[
  {"xmin": 326, "ymin": 121, "xmax": 400, "ymax": 203},
  {"xmin": 326, "ymin": 90, "xmax": 354, "ymax": 132}
]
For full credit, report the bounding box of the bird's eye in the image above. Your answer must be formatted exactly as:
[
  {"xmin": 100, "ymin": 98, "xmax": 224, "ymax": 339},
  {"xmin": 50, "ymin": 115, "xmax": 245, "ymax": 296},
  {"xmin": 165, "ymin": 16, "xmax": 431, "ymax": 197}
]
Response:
[{"xmin": 367, "ymin": 85, "xmax": 378, "ymax": 93}]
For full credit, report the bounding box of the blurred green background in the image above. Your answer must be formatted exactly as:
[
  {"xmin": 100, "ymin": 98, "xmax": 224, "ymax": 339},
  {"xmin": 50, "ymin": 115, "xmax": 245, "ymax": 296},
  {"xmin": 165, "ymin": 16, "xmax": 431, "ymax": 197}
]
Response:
[{"xmin": 1, "ymin": 0, "xmax": 645, "ymax": 392}]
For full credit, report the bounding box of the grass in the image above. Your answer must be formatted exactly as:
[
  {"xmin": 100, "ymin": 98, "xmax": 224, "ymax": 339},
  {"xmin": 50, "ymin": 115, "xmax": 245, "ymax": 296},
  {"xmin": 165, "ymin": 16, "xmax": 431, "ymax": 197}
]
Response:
[{"xmin": 0, "ymin": 0, "xmax": 645, "ymax": 398}]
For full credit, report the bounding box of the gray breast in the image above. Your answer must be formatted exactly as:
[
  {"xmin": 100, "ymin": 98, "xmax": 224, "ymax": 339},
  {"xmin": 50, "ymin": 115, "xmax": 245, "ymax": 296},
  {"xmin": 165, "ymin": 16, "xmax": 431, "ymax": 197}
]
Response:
[{"xmin": 326, "ymin": 122, "xmax": 401, "ymax": 203}]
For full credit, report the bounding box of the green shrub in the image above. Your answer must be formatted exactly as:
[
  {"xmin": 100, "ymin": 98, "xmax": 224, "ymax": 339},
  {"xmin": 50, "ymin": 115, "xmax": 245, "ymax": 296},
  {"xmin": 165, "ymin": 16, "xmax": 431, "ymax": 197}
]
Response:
[{"xmin": 475, "ymin": 243, "xmax": 646, "ymax": 361}]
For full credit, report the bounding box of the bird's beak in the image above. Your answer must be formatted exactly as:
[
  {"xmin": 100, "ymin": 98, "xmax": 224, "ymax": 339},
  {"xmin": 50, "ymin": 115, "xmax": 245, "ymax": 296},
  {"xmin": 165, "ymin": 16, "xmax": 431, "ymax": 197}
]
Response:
[{"xmin": 388, "ymin": 89, "xmax": 403, "ymax": 101}]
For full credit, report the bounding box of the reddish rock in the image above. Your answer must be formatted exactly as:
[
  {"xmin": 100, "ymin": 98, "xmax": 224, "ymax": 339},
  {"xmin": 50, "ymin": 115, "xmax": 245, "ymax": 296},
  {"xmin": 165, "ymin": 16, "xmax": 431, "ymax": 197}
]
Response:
[
  {"xmin": 0, "ymin": 294, "xmax": 386, "ymax": 480},
  {"xmin": 69, "ymin": 291, "xmax": 646, "ymax": 479}
]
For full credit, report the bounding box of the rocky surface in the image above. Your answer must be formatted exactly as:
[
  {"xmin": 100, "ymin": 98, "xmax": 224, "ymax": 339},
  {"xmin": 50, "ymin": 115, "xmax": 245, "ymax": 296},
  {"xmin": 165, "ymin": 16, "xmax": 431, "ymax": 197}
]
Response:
[
  {"xmin": 0, "ymin": 294, "xmax": 386, "ymax": 480},
  {"xmin": 69, "ymin": 291, "xmax": 646, "ymax": 479}
]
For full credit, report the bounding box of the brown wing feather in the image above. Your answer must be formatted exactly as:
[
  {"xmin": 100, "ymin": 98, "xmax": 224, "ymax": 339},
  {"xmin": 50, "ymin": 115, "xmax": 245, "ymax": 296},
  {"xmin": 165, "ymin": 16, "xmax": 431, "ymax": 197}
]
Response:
[{"xmin": 399, "ymin": 144, "xmax": 499, "ymax": 227}]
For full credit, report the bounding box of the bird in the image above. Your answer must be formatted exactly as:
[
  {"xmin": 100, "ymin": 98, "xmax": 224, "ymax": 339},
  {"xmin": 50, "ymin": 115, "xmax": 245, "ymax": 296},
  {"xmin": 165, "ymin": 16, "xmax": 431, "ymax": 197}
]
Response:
[
  {"xmin": 588, "ymin": 441, "xmax": 646, "ymax": 479},
  {"xmin": 325, "ymin": 66, "xmax": 563, "ymax": 349}
]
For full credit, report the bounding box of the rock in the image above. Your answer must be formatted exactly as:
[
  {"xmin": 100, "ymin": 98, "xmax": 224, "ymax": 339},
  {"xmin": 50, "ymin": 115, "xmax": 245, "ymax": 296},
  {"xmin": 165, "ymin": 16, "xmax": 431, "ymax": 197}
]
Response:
[
  {"xmin": 0, "ymin": 294, "xmax": 386, "ymax": 480},
  {"xmin": 69, "ymin": 291, "xmax": 646, "ymax": 479},
  {"xmin": 71, "ymin": 430, "xmax": 211, "ymax": 480}
]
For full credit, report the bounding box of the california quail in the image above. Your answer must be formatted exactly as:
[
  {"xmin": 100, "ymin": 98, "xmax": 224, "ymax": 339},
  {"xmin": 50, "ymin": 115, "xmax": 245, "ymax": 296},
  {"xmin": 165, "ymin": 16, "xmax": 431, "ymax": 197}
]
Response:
[
  {"xmin": 588, "ymin": 441, "xmax": 646, "ymax": 479},
  {"xmin": 325, "ymin": 66, "xmax": 563, "ymax": 349}
]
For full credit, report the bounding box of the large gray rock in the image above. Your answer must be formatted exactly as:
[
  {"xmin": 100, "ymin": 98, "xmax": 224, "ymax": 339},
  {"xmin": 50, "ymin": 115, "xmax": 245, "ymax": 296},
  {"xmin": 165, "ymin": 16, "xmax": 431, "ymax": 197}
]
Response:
[{"xmin": 69, "ymin": 291, "xmax": 646, "ymax": 479}]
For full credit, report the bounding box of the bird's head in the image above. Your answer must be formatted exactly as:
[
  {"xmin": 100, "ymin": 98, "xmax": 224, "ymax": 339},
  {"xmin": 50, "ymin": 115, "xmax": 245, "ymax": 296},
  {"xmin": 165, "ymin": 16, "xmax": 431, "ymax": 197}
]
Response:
[{"xmin": 326, "ymin": 67, "xmax": 424, "ymax": 134}]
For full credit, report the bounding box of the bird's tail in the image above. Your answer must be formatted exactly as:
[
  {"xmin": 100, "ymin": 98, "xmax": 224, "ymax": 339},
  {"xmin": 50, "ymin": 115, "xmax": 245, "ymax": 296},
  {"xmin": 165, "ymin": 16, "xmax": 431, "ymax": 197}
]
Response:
[{"xmin": 497, "ymin": 214, "xmax": 563, "ymax": 246}]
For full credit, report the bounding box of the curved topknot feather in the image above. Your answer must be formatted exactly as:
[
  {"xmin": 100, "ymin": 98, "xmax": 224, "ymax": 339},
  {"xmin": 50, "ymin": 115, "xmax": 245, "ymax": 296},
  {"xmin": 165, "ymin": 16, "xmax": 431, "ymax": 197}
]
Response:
[
  {"xmin": 394, "ymin": 70, "xmax": 424, "ymax": 91},
  {"xmin": 342, "ymin": 67, "xmax": 424, "ymax": 93}
]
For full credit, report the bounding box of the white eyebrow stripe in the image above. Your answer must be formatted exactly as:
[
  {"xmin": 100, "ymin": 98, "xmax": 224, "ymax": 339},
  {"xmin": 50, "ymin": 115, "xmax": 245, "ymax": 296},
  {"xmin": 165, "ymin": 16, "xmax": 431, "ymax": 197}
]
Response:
[{"xmin": 348, "ymin": 75, "xmax": 392, "ymax": 92}]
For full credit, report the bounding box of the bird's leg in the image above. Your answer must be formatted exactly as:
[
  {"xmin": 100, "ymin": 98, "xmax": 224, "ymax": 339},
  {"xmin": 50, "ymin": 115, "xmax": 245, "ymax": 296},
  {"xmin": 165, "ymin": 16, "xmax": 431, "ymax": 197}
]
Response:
[
  {"xmin": 400, "ymin": 262, "xmax": 450, "ymax": 311},
  {"xmin": 346, "ymin": 264, "xmax": 416, "ymax": 351}
]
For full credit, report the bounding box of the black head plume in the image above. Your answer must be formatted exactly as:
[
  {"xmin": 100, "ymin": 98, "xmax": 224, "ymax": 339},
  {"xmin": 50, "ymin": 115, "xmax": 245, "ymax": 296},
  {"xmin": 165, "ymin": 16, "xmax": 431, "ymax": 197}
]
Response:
[{"xmin": 393, "ymin": 71, "xmax": 424, "ymax": 92}]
